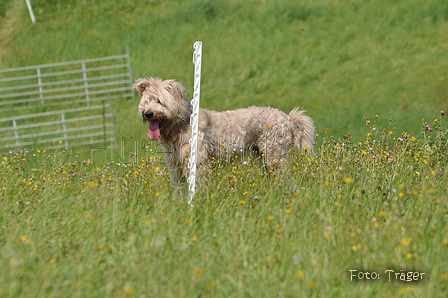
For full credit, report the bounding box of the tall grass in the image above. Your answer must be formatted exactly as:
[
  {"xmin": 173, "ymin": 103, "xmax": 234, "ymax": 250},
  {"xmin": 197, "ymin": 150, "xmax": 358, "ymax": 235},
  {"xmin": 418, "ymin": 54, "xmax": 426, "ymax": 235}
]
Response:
[{"xmin": 0, "ymin": 112, "xmax": 447, "ymax": 297}]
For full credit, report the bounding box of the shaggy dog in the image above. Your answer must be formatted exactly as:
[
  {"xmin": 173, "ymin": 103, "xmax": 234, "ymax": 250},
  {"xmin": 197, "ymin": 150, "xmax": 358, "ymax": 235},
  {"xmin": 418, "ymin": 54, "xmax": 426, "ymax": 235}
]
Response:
[{"xmin": 133, "ymin": 77, "xmax": 315, "ymax": 193}]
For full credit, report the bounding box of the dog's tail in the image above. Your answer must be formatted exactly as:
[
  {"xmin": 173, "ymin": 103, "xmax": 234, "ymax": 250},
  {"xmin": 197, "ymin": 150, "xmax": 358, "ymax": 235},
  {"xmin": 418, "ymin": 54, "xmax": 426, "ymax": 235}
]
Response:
[{"xmin": 289, "ymin": 107, "xmax": 315, "ymax": 151}]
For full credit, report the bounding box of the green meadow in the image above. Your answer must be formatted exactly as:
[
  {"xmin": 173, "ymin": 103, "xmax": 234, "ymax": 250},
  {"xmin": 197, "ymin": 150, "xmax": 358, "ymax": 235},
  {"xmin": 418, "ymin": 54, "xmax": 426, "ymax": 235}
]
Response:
[
  {"xmin": 0, "ymin": 0, "xmax": 447, "ymax": 297},
  {"xmin": 2, "ymin": 0, "xmax": 448, "ymax": 140}
]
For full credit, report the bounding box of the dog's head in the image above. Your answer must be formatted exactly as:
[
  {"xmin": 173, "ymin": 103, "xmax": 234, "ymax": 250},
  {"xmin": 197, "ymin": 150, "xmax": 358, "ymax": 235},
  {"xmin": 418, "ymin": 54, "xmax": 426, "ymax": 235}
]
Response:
[{"xmin": 133, "ymin": 78, "xmax": 190, "ymax": 140}]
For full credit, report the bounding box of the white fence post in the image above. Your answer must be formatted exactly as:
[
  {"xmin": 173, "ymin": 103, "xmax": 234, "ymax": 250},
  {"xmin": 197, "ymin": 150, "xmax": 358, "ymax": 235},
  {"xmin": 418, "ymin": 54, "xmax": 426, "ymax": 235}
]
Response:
[
  {"xmin": 125, "ymin": 46, "xmax": 134, "ymax": 100},
  {"xmin": 188, "ymin": 41, "xmax": 202, "ymax": 207},
  {"xmin": 12, "ymin": 120, "xmax": 19, "ymax": 146},
  {"xmin": 25, "ymin": 0, "xmax": 36, "ymax": 24},
  {"xmin": 61, "ymin": 113, "xmax": 68, "ymax": 146},
  {"xmin": 82, "ymin": 62, "xmax": 90, "ymax": 105},
  {"xmin": 37, "ymin": 67, "xmax": 44, "ymax": 104}
]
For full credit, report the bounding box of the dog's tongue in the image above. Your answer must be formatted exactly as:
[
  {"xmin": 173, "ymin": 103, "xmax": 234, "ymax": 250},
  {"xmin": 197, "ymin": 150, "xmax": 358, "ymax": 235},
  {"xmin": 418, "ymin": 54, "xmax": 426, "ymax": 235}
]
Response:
[{"xmin": 148, "ymin": 120, "xmax": 160, "ymax": 141}]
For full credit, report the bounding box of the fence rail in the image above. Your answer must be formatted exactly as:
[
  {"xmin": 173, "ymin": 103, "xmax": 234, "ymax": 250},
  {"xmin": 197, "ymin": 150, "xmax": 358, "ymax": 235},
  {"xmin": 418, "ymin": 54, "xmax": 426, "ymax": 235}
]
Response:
[
  {"xmin": 0, "ymin": 101, "xmax": 116, "ymax": 150},
  {"xmin": 0, "ymin": 50, "xmax": 132, "ymax": 151}
]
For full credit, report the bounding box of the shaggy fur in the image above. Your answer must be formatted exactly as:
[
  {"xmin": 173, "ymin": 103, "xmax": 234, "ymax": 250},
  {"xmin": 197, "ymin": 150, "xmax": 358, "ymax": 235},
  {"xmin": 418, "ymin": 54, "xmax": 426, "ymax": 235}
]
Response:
[{"xmin": 133, "ymin": 77, "xmax": 315, "ymax": 192}]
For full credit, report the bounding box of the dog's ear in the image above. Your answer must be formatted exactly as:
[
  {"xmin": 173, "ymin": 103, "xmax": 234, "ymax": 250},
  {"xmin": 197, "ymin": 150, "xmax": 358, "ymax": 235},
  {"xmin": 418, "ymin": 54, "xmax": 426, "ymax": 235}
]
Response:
[
  {"xmin": 165, "ymin": 80, "xmax": 187, "ymax": 99},
  {"xmin": 132, "ymin": 78, "xmax": 150, "ymax": 95}
]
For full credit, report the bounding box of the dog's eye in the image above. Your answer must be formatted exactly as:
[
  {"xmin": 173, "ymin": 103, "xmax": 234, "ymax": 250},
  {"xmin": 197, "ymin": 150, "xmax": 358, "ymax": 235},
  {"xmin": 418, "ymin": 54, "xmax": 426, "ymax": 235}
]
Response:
[{"xmin": 156, "ymin": 98, "xmax": 161, "ymax": 104}]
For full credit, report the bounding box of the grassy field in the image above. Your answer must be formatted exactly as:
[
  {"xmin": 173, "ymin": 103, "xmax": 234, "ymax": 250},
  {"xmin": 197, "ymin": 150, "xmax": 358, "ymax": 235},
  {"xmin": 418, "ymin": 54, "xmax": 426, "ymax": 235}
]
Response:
[
  {"xmin": 1, "ymin": 116, "xmax": 447, "ymax": 297},
  {"xmin": 1, "ymin": 0, "xmax": 448, "ymax": 297}
]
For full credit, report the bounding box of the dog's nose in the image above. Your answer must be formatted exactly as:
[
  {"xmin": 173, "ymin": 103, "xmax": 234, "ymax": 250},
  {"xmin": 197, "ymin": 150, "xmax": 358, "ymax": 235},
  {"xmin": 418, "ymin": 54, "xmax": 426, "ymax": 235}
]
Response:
[{"xmin": 144, "ymin": 111, "xmax": 154, "ymax": 119}]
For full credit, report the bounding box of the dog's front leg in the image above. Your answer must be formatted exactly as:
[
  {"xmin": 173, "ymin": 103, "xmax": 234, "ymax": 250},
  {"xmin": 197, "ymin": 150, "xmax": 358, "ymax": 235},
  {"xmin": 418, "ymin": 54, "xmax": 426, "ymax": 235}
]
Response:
[
  {"xmin": 165, "ymin": 157, "xmax": 185, "ymax": 200},
  {"xmin": 162, "ymin": 144, "xmax": 185, "ymax": 199}
]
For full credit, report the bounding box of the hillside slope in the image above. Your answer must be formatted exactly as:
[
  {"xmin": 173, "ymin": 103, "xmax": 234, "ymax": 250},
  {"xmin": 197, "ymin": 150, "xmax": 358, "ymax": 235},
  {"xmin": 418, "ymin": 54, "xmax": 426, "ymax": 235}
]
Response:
[{"xmin": 1, "ymin": 0, "xmax": 448, "ymax": 144}]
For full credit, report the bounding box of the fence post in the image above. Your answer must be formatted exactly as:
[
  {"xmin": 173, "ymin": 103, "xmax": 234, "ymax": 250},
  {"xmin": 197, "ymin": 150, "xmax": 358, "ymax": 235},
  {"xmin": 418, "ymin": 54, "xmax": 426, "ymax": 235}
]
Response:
[
  {"xmin": 37, "ymin": 67, "xmax": 44, "ymax": 104},
  {"xmin": 188, "ymin": 41, "xmax": 202, "ymax": 207},
  {"xmin": 82, "ymin": 62, "xmax": 90, "ymax": 105},
  {"xmin": 101, "ymin": 100, "xmax": 107, "ymax": 148},
  {"xmin": 61, "ymin": 113, "xmax": 68, "ymax": 146},
  {"xmin": 125, "ymin": 46, "xmax": 134, "ymax": 100},
  {"xmin": 107, "ymin": 97, "xmax": 117, "ymax": 147},
  {"xmin": 12, "ymin": 120, "xmax": 19, "ymax": 146},
  {"xmin": 25, "ymin": 0, "xmax": 36, "ymax": 23}
]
